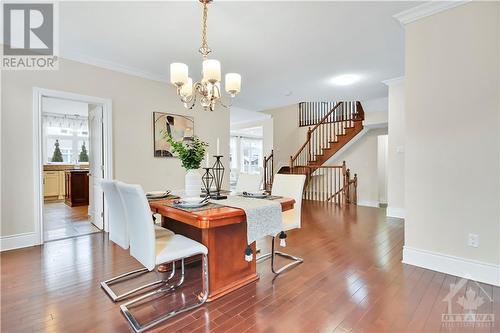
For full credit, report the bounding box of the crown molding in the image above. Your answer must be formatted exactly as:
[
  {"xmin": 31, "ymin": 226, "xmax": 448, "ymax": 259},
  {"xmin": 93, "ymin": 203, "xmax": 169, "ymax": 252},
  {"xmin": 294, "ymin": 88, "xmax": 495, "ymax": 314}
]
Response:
[
  {"xmin": 382, "ymin": 76, "xmax": 404, "ymax": 86},
  {"xmin": 394, "ymin": 1, "xmax": 471, "ymax": 26},
  {"xmin": 62, "ymin": 52, "xmax": 168, "ymax": 84}
]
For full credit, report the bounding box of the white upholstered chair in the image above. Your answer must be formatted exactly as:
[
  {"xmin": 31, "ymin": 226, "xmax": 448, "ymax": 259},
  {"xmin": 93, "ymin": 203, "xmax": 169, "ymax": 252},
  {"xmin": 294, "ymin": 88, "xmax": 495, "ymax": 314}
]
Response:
[
  {"xmin": 257, "ymin": 174, "xmax": 306, "ymax": 274},
  {"xmin": 235, "ymin": 172, "xmax": 262, "ymax": 193},
  {"xmin": 100, "ymin": 180, "xmax": 175, "ymax": 302},
  {"xmin": 116, "ymin": 182, "xmax": 209, "ymax": 333}
]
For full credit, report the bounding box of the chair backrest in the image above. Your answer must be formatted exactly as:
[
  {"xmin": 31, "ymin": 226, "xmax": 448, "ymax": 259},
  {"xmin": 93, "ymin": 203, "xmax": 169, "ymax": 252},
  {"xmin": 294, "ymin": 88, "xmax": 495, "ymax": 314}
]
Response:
[
  {"xmin": 271, "ymin": 174, "xmax": 306, "ymax": 229},
  {"xmin": 101, "ymin": 180, "xmax": 129, "ymax": 249},
  {"xmin": 235, "ymin": 172, "xmax": 262, "ymax": 193},
  {"xmin": 116, "ymin": 182, "xmax": 156, "ymax": 271}
]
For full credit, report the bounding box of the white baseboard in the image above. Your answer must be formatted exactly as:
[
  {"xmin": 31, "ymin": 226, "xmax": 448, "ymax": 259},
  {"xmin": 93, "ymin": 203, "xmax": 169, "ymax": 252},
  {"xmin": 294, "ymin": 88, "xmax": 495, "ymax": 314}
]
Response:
[
  {"xmin": 387, "ymin": 206, "xmax": 405, "ymax": 219},
  {"xmin": 0, "ymin": 232, "xmax": 39, "ymax": 252},
  {"xmin": 357, "ymin": 200, "xmax": 380, "ymax": 208},
  {"xmin": 403, "ymin": 246, "xmax": 500, "ymax": 287}
]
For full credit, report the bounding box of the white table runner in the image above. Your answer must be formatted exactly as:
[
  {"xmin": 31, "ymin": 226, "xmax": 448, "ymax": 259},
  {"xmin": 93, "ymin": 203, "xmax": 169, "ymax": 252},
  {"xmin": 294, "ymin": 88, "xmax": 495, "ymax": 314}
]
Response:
[{"xmin": 211, "ymin": 195, "xmax": 283, "ymax": 247}]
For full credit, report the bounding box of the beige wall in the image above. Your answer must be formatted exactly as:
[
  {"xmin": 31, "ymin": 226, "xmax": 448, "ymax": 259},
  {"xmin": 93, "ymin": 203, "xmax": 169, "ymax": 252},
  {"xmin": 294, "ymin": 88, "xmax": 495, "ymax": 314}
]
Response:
[
  {"xmin": 386, "ymin": 79, "xmax": 405, "ymax": 217},
  {"xmin": 262, "ymin": 104, "xmax": 308, "ymax": 172},
  {"xmin": 329, "ymin": 128, "xmax": 388, "ymax": 206},
  {"xmin": 364, "ymin": 111, "xmax": 388, "ymax": 127},
  {"xmin": 1, "ymin": 58, "xmax": 230, "ymax": 237},
  {"xmin": 405, "ymin": 2, "xmax": 500, "ymax": 266}
]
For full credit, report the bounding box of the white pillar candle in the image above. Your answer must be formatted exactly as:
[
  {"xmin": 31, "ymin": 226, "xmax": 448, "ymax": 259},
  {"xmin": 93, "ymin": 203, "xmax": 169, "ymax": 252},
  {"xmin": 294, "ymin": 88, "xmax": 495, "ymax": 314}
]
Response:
[
  {"xmin": 170, "ymin": 63, "xmax": 188, "ymax": 86},
  {"xmin": 202, "ymin": 59, "xmax": 221, "ymax": 83},
  {"xmin": 180, "ymin": 77, "xmax": 193, "ymax": 97},
  {"xmin": 216, "ymin": 138, "xmax": 220, "ymax": 155},
  {"xmin": 205, "ymin": 152, "xmax": 209, "ymax": 168},
  {"xmin": 225, "ymin": 73, "xmax": 241, "ymax": 95}
]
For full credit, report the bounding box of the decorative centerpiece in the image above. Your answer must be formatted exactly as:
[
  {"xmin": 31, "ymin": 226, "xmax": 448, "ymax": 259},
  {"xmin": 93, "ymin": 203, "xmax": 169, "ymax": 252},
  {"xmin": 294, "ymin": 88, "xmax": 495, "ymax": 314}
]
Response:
[{"xmin": 166, "ymin": 135, "xmax": 208, "ymax": 196}]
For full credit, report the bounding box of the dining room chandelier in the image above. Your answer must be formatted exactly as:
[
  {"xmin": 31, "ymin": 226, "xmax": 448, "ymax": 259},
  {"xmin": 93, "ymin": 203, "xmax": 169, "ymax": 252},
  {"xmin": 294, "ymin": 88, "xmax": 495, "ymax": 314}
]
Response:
[{"xmin": 169, "ymin": 0, "xmax": 241, "ymax": 112}]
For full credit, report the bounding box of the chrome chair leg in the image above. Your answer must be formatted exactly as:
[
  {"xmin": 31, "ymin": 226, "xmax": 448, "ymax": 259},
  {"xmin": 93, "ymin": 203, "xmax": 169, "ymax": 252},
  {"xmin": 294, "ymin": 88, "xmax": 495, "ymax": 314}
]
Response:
[
  {"xmin": 101, "ymin": 262, "xmax": 176, "ymax": 302},
  {"xmin": 120, "ymin": 254, "xmax": 209, "ymax": 333},
  {"xmin": 256, "ymin": 236, "xmax": 303, "ymax": 275}
]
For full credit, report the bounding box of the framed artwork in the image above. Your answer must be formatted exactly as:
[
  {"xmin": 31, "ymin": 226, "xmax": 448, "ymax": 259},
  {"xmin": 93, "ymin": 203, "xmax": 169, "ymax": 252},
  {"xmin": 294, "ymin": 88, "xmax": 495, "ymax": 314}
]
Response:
[{"xmin": 153, "ymin": 112, "xmax": 194, "ymax": 157}]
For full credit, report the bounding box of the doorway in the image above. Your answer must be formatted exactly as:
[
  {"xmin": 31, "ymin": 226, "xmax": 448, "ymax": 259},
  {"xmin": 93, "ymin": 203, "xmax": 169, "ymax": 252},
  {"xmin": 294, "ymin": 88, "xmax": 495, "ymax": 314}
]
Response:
[
  {"xmin": 33, "ymin": 88, "xmax": 112, "ymax": 244},
  {"xmin": 229, "ymin": 126, "xmax": 264, "ymax": 189}
]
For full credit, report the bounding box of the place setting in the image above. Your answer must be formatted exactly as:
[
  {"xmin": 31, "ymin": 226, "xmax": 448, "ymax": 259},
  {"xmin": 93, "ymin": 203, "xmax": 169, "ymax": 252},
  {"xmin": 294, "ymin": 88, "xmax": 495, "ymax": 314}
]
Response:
[{"xmin": 145, "ymin": 190, "xmax": 179, "ymax": 201}]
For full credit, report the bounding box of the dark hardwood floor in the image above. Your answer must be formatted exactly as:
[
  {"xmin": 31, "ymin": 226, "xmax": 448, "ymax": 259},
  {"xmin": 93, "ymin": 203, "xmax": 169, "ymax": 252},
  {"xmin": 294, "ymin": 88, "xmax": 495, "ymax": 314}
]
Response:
[{"xmin": 2, "ymin": 201, "xmax": 498, "ymax": 333}]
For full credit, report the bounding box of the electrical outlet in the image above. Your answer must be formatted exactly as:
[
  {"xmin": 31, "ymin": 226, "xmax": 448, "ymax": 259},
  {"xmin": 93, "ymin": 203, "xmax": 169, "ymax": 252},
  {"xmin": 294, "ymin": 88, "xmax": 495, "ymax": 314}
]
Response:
[{"xmin": 468, "ymin": 233, "xmax": 479, "ymax": 248}]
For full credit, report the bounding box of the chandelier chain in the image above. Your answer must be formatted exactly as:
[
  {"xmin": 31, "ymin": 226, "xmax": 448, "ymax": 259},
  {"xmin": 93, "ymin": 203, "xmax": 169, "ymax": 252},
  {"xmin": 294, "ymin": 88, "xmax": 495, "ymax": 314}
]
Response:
[{"xmin": 199, "ymin": 2, "xmax": 211, "ymax": 57}]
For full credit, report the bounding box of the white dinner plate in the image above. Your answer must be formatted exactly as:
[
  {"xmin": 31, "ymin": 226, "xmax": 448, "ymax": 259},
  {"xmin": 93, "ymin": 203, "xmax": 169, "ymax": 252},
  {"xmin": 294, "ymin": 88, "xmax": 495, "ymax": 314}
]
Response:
[
  {"xmin": 146, "ymin": 191, "xmax": 170, "ymax": 199},
  {"xmin": 173, "ymin": 200, "xmax": 209, "ymax": 209}
]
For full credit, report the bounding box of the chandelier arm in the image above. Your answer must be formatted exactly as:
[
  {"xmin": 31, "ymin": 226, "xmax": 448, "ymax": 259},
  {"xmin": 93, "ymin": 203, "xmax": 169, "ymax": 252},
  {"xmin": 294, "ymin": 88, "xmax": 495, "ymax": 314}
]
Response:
[{"xmin": 182, "ymin": 94, "xmax": 196, "ymax": 110}]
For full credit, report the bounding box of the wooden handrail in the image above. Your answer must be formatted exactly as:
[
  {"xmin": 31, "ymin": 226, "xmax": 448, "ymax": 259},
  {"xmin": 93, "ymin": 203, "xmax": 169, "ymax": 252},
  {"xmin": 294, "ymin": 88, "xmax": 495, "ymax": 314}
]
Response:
[
  {"xmin": 286, "ymin": 161, "xmax": 356, "ymax": 204},
  {"xmin": 291, "ymin": 103, "xmax": 343, "ymax": 164},
  {"xmin": 291, "ymin": 101, "xmax": 363, "ymax": 168},
  {"xmin": 291, "ymin": 165, "xmax": 344, "ymax": 169},
  {"xmin": 263, "ymin": 150, "xmax": 274, "ymax": 192},
  {"xmin": 309, "ymin": 102, "xmax": 342, "ymax": 133}
]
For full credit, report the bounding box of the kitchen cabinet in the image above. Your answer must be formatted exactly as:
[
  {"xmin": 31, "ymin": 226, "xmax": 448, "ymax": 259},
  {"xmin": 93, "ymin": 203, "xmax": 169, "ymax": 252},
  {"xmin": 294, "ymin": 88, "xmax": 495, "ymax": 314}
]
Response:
[{"xmin": 65, "ymin": 170, "xmax": 89, "ymax": 207}]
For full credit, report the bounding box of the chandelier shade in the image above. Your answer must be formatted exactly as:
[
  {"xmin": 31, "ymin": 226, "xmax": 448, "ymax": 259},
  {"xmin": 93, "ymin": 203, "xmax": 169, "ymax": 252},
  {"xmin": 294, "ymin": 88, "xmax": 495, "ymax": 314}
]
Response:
[
  {"xmin": 170, "ymin": 63, "xmax": 188, "ymax": 86},
  {"xmin": 169, "ymin": 0, "xmax": 241, "ymax": 111}
]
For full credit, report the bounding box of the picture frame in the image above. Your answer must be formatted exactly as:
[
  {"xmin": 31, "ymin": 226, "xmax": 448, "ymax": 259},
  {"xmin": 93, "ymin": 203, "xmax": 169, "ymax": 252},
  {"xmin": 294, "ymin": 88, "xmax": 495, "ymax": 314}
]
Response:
[{"xmin": 153, "ymin": 112, "xmax": 194, "ymax": 157}]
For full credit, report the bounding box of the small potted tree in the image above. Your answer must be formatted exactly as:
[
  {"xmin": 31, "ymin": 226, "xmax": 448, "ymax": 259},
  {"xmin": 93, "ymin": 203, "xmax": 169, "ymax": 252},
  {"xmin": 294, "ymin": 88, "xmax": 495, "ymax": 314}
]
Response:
[
  {"xmin": 78, "ymin": 142, "xmax": 89, "ymax": 163},
  {"xmin": 51, "ymin": 140, "xmax": 64, "ymax": 162},
  {"xmin": 166, "ymin": 135, "xmax": 208, "ymax": 196}
]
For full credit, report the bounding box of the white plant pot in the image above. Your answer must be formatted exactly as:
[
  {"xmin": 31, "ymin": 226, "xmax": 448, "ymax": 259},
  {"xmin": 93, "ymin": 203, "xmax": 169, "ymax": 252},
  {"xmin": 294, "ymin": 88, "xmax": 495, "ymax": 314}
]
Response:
[{"xmin": 185, "ymin": 169, "xmax": 201, "ymax": 196}]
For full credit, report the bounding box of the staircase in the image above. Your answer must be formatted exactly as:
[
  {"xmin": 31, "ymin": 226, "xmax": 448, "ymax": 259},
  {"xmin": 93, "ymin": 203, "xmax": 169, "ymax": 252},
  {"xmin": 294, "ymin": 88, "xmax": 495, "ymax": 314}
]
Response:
[
  {"xmin": 265, "ymin": 101, "xmax": 364, "ymax": 204},
  {"xmin": 289, "ymin": 101, "xmax": 364, "ymax": 169}
]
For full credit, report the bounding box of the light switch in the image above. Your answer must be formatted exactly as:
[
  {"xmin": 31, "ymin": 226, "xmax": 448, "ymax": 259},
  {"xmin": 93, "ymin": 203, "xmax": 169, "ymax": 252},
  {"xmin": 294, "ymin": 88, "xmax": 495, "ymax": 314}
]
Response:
[{"xmin": 396, "ymin": 146, "xmax": 405, "ymax": 154}]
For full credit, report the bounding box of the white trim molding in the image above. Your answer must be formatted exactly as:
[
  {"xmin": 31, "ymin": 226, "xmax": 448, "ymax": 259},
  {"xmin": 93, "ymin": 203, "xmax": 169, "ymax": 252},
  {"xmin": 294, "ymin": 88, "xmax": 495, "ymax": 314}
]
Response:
[
  {"xmin": 63, "ymin": 52, "xmax": 167, "ymax": 84},
  {"xmin": 357, "ymin": 200, "xmax": 380, "ymax": 208},
  {"xmin": 394, "ymin": 1, "xmax": 471, "ymax": 26},
  {"xmin": 403, "ymin": 246, "xmax": 500, "ymax": 287},
  {"xmin": 387, "ymin": 206, "xmax": 405, "ymax": 219},
  {"xmin": 382, "ymin": 76, "xmax": 404, "ymax": 86},
  {"xmin": 32, "ymin": 88, "xmax": 113, "ymax": 246},
  {"xmin": 0, "ymin": 232, "xmax": 38, "ymax": 252}
]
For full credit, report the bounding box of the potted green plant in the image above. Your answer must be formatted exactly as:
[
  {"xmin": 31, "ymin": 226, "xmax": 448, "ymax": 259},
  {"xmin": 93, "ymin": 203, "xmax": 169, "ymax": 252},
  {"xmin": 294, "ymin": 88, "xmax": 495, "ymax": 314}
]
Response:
[{"xmin": 166, "ymin": 135, "xmax": 208, "ymax": 196}]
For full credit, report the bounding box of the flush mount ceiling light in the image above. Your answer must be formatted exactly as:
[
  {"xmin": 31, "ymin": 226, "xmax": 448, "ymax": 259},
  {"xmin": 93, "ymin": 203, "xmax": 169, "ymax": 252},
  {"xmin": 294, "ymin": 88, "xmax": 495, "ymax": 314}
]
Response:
[
  {"xmin": 170, "ymin": 0, "xmax": 241, "ymax": 112},
  {"xmin": 330, "ymin": 74, "xmax": 360, "ymax": 86}
]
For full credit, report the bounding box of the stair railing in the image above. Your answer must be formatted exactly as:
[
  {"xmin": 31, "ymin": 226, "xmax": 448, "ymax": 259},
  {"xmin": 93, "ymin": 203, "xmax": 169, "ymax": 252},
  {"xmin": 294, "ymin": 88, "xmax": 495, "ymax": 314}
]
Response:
[
  {"xmin": 286, "ymin": 161, "xmax": 357, "ymax": 205},
  {"xmin": 343, "ymin": 167, "xmax": 358, "ymax": 204},
  {"xmin": 263, "ymin": 150, "xmax": 274, "ymax": 192},
  {"xmin": 290, "ymin": 101, "xmax": 364, "ymax": 168}
]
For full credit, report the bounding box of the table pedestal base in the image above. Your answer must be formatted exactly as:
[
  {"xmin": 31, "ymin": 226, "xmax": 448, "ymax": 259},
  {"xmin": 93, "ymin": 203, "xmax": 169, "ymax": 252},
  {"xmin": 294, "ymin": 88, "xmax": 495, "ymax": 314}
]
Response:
[{"xmin": 162, "ymin": 217, "xmax": 258, "ymax": 301}]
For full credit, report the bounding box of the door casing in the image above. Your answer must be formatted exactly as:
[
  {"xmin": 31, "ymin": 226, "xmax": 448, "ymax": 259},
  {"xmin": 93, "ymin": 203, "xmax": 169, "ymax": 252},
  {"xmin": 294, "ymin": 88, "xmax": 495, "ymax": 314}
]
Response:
[{"xmin": 33, "ymin": 87, "xmax": 113, "ymax": 244}]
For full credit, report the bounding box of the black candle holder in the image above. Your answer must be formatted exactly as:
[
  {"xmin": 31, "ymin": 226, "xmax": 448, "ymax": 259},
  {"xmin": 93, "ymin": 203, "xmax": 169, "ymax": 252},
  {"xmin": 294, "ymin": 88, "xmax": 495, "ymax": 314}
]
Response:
[
  {"xmin": 201, "ymin": 167, "xmax": 214, "ymax": 198},
  {"xmin": 211, "ymin": 155, "xmax": 227, "ymax": 200}
]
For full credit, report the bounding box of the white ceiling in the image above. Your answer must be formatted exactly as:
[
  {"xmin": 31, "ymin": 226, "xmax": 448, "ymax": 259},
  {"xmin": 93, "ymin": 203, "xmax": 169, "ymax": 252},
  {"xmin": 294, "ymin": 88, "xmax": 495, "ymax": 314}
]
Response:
[{"xmin": 60, "ymin": 1, "xmax": 418, "ymax": 112}]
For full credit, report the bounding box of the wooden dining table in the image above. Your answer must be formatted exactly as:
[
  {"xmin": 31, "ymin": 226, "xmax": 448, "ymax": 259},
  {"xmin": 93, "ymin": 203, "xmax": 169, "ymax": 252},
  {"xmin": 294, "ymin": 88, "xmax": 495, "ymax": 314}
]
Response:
[{"xmin": 149, "ymin": 196, "xmax": 295, "ymax": 302}]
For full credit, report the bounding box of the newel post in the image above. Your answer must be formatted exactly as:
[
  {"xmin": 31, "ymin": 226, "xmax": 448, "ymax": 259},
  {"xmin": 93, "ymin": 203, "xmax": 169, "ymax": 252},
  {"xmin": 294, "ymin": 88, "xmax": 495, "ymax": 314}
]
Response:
[
  {"xmin": 345, "ymin": 168, "xmax": 351, "ymax": 204},
  {"xmin": 307, "ymin": 127, "xmax": 312, "ymax": 163},
  {"xmin": 353, "ymin": 174, "xmax": 358, "ymax": 204}
]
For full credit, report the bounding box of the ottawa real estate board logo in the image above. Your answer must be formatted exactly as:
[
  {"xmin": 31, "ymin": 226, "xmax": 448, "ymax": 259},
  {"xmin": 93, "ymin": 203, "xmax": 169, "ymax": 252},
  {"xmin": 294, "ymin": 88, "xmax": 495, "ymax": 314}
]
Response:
[{"xmin": 2, "ymin": 2, "xmax": 58, "ymax": 70}]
